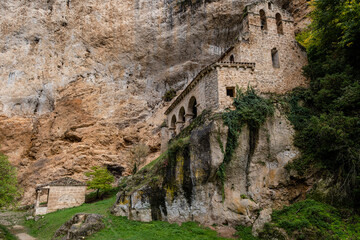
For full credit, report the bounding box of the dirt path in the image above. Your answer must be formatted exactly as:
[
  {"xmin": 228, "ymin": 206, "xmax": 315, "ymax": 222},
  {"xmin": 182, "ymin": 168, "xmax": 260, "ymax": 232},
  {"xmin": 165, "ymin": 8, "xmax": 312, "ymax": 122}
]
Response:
[
  {"xmin": 10, "ymin": 225, "xmax": 36, "ymax": 240},
  {"xmin": 0, "ymin": 211, "xmax": 36, "ymax": 240}
]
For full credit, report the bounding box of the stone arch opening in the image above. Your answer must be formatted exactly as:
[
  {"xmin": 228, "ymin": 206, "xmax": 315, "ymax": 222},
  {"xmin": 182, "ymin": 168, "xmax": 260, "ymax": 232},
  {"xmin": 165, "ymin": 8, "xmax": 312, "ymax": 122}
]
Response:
[
  {"xmin": 268, "ymin": 2, "xmax": 272, "ymax": 10},
  {"xmin": 259, "ymin": 10, "xmax": 267, "ymax": 31},
  {"xmin": 171, "ymin": 115, "xmax": 177, "ymax": 129},
  {"xmin": 230, "ymin": 55, "xmax": 235, "ymax": 63},
  {"xmin": 272, "ymin": 48, "xmax": 280, "ymax": 68},
  {"xmin": 276, "ymin": 13, "xmax": 283, "ymax": 34},
  {"xmin": 178, "ymin": 107, "xmax": 185, "ymax": 122},
  {"xmin": 188, "ymin": 96, "xmax": 198, "ymax": 119}
]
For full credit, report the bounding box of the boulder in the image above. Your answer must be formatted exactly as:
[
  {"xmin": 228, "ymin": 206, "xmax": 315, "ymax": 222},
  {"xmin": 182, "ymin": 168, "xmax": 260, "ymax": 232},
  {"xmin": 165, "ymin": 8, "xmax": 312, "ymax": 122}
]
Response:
[{"xmin": 53, "ymin": 213, "xmax": 105, "ymax": 240}]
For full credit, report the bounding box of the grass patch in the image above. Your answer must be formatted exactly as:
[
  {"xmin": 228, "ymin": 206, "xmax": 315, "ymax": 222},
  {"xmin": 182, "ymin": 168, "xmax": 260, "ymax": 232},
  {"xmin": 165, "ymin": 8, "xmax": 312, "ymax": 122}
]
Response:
[
  {"xmin": 0, "ymin": 225, "xmax": 17, "ymax": 240},
  {"xmin": 89, "ymin": 217, "xmax": 229, "ymax": 240},
  {"xmin": 24, "ymin": 195, "xmax": 231, "ymax": 240},
  {"xmin": 236, "ymin": 225, "xmax": 259, "ymax": 240},
  {"xmin": 259, "ymin": 199, "xmax": 360, "ymax": 240}
]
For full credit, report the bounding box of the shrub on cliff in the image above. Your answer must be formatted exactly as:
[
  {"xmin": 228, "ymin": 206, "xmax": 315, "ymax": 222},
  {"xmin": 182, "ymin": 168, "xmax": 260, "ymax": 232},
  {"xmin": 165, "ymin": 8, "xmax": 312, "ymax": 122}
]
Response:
[{"xmin": 0, "ymin": 153, "xmax": 21, "ymax": 209}]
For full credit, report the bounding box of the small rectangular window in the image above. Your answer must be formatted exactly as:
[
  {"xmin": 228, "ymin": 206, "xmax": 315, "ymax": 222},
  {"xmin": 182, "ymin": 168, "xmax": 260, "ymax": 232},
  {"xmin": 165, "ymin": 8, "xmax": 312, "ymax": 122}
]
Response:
[{"xmin": 226, "ymin": 87, "xmax": 235, "ymax": 98}]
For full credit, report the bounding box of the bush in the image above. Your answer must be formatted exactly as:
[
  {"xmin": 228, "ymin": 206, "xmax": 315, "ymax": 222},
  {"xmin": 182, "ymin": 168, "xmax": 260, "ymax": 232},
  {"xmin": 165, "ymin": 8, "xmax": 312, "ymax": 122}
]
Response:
[{"xmin": 259, "ymin": 199, "xmax": 360, "ymax": 240}]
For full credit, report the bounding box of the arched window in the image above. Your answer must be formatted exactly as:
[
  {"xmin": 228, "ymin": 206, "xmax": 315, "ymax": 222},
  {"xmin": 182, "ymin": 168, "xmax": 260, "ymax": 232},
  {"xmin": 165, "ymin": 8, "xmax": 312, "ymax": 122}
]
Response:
[
  {"xmin": 276, "ymin": 13, "xmax": 283, "ymax": 34},
  {"xmin": 171, "ymin": 115, "xmax": 177, "ymax": 129},
  {"xmin": 268, "ymin": 2, "xmax": 272, "ymax": 10},
  {"xmin": 178, "ymin": 107, "xmax": 185, "ymax": 122},
  {"xmin": 188, "ymin": 96, "xmax": 198, "ymax": 119},
  {"xmin": 259, "ymin": 10, "xmax": 267, "ymax": 31},
  {"xmin": 230, "ymin": 55, "xmax": 235, "ymax": 63},
  {"xmin": 272, "ymin": 48, "xmax": 280, "ymax": 68}
]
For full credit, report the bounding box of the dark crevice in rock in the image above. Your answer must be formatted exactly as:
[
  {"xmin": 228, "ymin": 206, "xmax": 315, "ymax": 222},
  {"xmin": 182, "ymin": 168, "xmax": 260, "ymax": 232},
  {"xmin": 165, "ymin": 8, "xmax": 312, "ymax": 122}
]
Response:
[
  {"xmin": 182, "ymin": 144, "xmax": 193, "ymax": 206},
  {"xmin": 63, "ymin": 131, "xmax": 82, "ymax": 142},
  {"xmin": 147, "ymin": 187, "xmax": 167, "ymax": 221},
  {"xmin": 246, "ymin": 126, "xmax": 259, "ymax": 193}
]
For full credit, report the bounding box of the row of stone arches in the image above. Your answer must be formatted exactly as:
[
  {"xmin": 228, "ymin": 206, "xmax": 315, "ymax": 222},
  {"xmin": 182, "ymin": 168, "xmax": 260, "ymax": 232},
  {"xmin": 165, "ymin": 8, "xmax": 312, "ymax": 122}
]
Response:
[
  {"xmin": 259, "ymin": 10, "xmax": 283, "ymax": 35},
  {"xmin": 169, "ymin": 96, "xmax": 198, "ymax": 135}
]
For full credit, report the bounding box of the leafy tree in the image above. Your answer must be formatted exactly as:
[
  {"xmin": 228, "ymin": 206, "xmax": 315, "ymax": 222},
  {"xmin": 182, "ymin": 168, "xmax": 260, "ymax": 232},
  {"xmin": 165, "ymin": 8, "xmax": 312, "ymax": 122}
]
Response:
[
  {"xmin": 85, "ymin": 166, "xmax": 114, "ymax": 199},
  {"xmin": 289, "ymin": 0, "xmax": 360, "ymax": 209},
  {"xmin": 130, "ymin": 144, "xmax": 149, "ymax": 174},
  {"xmin": 0, "ymin": 153, "xmax": 21, "ymax": 208}
]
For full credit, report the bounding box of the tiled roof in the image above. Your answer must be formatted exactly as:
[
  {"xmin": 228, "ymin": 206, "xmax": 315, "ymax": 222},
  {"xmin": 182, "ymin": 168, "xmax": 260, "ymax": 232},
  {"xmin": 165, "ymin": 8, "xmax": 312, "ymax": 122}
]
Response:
[{"xmin": 36, "ymin": 177, "xmax": 86, "ymax": 189}]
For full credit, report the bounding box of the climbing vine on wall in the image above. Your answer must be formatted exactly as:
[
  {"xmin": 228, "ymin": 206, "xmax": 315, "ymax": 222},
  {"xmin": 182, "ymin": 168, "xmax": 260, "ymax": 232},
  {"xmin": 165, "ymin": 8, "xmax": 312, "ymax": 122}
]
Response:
[{"xmin": 217, "ymin": 87, "xmax": 274, "ymax": 200}]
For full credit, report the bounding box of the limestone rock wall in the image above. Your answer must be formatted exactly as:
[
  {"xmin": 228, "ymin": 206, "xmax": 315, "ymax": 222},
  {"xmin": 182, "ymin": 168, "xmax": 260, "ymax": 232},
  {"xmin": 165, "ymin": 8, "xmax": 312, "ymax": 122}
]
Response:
[
  {"xmin": 111, "ymin": 109, "xmax": 312, "ymax": 234},
  {"xmin": 0, "ymin": 0, "xmax": 310, "ymax": 204}
]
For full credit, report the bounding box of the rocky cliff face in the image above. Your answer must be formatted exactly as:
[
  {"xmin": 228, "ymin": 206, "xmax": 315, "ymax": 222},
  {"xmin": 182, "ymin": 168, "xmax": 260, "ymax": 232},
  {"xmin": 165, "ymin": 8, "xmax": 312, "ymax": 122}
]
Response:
[
  {"xmin": 111, "ymin": 109, "xmax": 311, "ymax": 235},
  {"xmin": 0, "ymin": 0, "xmax": 310, "ymax": 204}
]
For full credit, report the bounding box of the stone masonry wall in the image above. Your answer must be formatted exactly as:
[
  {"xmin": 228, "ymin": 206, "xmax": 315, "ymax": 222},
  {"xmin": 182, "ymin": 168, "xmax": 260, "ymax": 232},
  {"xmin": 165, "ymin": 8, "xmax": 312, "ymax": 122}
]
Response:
[
  {"xmin": 217, "ymin": 66, "xmax": 256, "ymax": 110},
  {"xmin": 223, "ymin": 1, "xmax": 308, "ymax": 94},
  {"xmin": 47, "ymin": 186, "xmax": 86, "ymax": 213}
]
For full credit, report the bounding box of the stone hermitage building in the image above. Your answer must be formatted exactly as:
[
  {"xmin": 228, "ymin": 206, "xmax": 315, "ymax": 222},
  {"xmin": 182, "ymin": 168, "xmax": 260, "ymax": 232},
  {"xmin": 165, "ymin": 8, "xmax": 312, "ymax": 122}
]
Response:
[
  {"xmin": 163, "ymin": 0, "xmax": 307, "ymax": 144},
  {"xmin": 34, "ymin": 177, "xmax": 86, "ymax": 215}
]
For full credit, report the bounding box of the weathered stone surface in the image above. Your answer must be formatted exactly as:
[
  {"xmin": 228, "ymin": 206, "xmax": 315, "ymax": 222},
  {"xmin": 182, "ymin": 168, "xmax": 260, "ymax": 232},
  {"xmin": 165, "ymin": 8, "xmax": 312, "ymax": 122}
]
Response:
[
  {"xmin": 0, "ymin": 0, "xmax": 310, "ymax": 204},
  {"xmin": 112, "ymin": 109, "xmax": 312, "ymax": 228},
  {"xmin": 53, "ymin": 213, "xmax": 105, "ymax": 240},
  {"xmin": 252, "ymin": 208, "xmax": 272, "ymax": 236}
]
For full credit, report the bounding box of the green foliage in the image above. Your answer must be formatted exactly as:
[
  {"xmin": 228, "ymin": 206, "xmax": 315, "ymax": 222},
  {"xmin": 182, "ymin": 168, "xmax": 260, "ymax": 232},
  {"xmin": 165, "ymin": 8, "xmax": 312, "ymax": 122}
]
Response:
[
  {"xmin": 163, "ymin": 89, "xmax": 177, "ymax": 102},
  {"xmin": 25, "ymin": 195, "xmax": 230, "ymax": 240},
  {"xmin": 236, "ymin": 225, "xmax": 259, "ymax": 240},
  {"xmin": 285, "ymin": 0, "xmax": 360, "ymax": 209},
  {"xmin": 85, "ymin": 166, "xmax": 115, "ymax": 199},
  {"xmin": 0, "ymin": 225, "xmax": 17, "ymax": 240},
  {"xmin": 85, "ymin": 186, "xmax": 119, "ymax": 203},
  {"xmin": 259, "ymin": 199, "xmax": 360, "ymax": 240},
  {"xmin": 217, "ymin": 87, "xmax": 274, "ymax": 199},
  {"xmin": 0, "ymin": 153, "xmax": 21, "ymax": 208}
]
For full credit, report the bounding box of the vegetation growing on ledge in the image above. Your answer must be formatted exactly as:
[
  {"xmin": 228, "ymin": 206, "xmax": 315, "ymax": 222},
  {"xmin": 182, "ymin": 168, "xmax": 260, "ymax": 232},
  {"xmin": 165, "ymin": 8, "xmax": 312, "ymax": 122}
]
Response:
[
  {"xmin": 259, "ymin": 199, "xmax": 360, "ymax": 240},
  {"xmin": 162, "ymin": 89, "xmax": 177, "ymax": 102},
  {"xmin": 218, "ymin": 87, "xmax": 274, "ymax": 199},
  {"xmin": 286, "ymin": 0, "xmax": 360, "ymax": 209}
]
